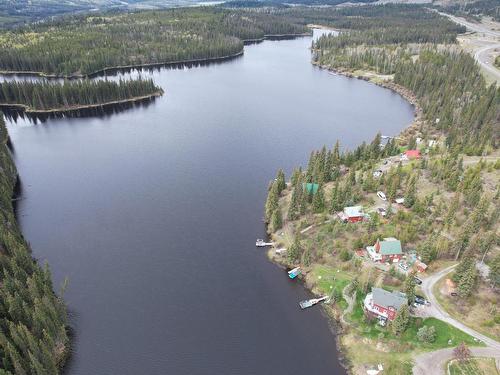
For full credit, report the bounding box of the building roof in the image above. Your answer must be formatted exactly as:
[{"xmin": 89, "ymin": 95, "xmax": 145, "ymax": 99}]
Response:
[
  {"xmin": 344, "ymin": 206, "xmax": 364, "ymax": 217},
  {"xmin": 405, "ymin": 149, "xmax": 421, "ymax": 159},
  {"xmin": 375, "ymin": 238, "xmax": 403, "ymax": 255},
  {"xmin": 304, "ymin": 183, "xmax": 319, "ymax": 194},
  {"xmin": 415, "ymin": 260, "xmax": 428, "ymax": 270},
  {"xmin": 372, "ymin": 288, "xmax": 407, "ymax": 310}
]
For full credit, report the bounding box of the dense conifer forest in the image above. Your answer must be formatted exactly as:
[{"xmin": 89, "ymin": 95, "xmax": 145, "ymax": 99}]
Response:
[
  {"xmin": 0, "ymin": 112, "xmax": 69, "ymax": 374},
  {"xmin": 0, "ymin": 8, "xmax": 308, "ymax": 76},
  {"xmin": 0, "ymin": 78, "xmax": 162, "ymax": 111},
  {"xmin": 282, "ymin": 4, "xmax": 465, "ymax": 42}
]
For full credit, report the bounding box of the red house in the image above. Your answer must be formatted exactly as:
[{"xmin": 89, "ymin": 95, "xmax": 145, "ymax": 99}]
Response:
[
  {"xmin": 367, "ymin": 238, "xmax": 403, "ymax": 262},
  {"xmin": 339, "ymin": 206, "xmax": 365, "ymax": 223},
  {"xmin": 404, "ymin": 150, "xmax": 421, "ymax": 159},
  {"xmin": 364, "ymin": 288, "xmax": 407, "ymax": 322}
]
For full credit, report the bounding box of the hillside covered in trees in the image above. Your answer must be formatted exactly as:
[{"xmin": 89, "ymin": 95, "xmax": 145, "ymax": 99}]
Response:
[
  {"xmin": 0, "ymin": 8, "xmax": 308, "ymax": 76},
  {"xmin": 264, "ymin": 3, "xmax": 499, "ymax": 372},
  {"xmin": 283, "ymin": 4, "xmax": 465, "ymax": 43},
  {"xmin": 0, "ymin": 78, "xmax": 162, "ymax": 112},
  {"xmin": 312, "ymin": 6, "xmax": 498, "ymax": 154},
  {"xmin": 0, "ymin": 112, "xmax": 69, "ymax": 374}
]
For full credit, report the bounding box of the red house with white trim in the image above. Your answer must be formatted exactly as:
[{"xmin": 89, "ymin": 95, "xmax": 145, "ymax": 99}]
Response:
[
  {"xmin": 364, "ymin": 288, "xmax": 408, "ymax": 321},
  {"xmin": 366, "ymin": 238, "xmax": 403, "ymax": 263}
]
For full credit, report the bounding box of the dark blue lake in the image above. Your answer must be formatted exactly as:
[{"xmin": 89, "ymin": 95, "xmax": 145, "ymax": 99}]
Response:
[{"xmin": 6, "ymin": 30, "xmax": 413, "ymax": 375}]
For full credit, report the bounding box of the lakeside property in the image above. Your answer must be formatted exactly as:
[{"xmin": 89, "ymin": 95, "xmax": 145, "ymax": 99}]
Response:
[{"xmin": 263, "ymin": 8, "xmax": 499, "ymax": 374}]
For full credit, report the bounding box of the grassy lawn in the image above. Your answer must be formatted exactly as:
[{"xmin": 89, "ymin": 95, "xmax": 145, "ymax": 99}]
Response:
[
  {"xmin": 448, "ymin": 358, "xmax": 499, "ymax": 375},
  {"xmin": 309, "ymin": 264, "xmax": 352, "ymax": 310}
]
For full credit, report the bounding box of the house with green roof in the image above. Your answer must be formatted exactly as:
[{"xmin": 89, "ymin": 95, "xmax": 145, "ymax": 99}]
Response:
[{"xmin": 366, "ymin": 237, "xmax": 403, "ymax": 263}]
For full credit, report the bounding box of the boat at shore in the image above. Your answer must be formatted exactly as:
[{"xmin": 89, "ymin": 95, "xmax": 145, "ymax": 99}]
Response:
[
  {"xmin": 299, "ymin": 296, "xmax": 328, "ymax": 309},
  {"xmin": 288, "ymin": 267, "xmax": 301, "ymax": 279}
]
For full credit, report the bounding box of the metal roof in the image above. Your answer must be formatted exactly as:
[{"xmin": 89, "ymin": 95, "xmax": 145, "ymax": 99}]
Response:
[
  {"xmin": 344, "ymin": 206, "xmax": 363, "ymax": 217},
  {"xmin": 372, "ymin": 288, "xmax": 407, "ymax": 310},
  {"xmin": 378, "ymin": 239, "xmax": 403, "ymax": 255}
]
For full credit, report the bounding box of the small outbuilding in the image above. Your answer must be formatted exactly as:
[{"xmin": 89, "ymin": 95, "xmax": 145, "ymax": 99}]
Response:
[
  {"xmin": 339, "ymin": 206, "xmax": 365, "ymax": 223},
  {"xmin": 404, "ymin": 150, "xmax": 421, "ymax": 159},
  {"xmin": 415, "ymin": 260, "xmax": 428, "ymax": 273}
]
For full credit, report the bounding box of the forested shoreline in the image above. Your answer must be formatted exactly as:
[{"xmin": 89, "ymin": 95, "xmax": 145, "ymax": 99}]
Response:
[
  {"xmin": 312, "ymin": 6, "xmax": 498, "ymax": 154},
  {"xmin": 0, "ymin": 8, "xmax": 309, "ymax": 77},
  {"xmin": 0, "ymin": 112, "xmax": 69, "ymax": 374},
  {"xmin": 0, "ymin": 78, "xmax": 163, "ymax": 113},
  {"xmin": 264, "ymin": 4, "xmax": 499, "ymax": 373}
]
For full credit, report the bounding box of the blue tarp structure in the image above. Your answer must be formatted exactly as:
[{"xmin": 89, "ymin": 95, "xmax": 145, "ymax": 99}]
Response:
[{"xmin": 304, "ymin": 183, "xmax": 319, "ymax": 194}]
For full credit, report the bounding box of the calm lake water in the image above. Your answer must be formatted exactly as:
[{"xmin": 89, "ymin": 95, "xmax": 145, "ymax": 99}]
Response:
[{"xmin": 6, "ymin": 30, "xmax": 413, "ymax": 375}]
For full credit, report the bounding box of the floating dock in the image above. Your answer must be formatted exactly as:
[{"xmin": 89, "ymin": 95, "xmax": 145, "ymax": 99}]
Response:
[
  {"xmin": 256, "ymin": 239, "xmax": 274, "ymax": 247},
  {"xmin": 299, "ymin": 296, "xmax": 328, "ymax": 309}
]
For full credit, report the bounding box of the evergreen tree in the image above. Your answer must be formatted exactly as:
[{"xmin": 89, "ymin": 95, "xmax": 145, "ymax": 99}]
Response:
[
  {"xmin": 288, "ymin": 234, "xmax": 302, "ymax": 264},
  {"xmin": 287, "ymin": 179, "xmax": 302, "ymax": 221},
  {"xmin": 270, "ymin": 209, "xmax": 283, "ymax": 233},
  {"xmin": 312, "ymin": 183, "xmax": 325, "ymax": 213},
  {"xmin": 391, "ymin": 304, "xmax": 410, "ymax": 336},
  {"xmin": 489, "ymin": 254, "xmax": 500, "ymax": 288},
  {"xmin": 265, "ymin": 181, "xmax": 279, "ymax": 223},
  {"xmin": 329, "ymin": 182, "xmax": 341, "ymax": 213},
  {"xmin": 291, "ymin": 168, "xmax": 302, "ymax": 188},
  {"xmin": 275, "ymin": 169, "xmax": 286, "ymax": 194},
  {"xmin": 403, "ymin": 272, "xmax": 416, "ymax": 303},
  {"xmin": 457, "ymin": 263, "xmax": 477, "ymax": 298},
  {"xmin": 302, "ymin": 246, "xmax": 311, "ymax": 266},
  {"xmin": 404, "ymin": 174, "xmax": 417, "ymax": 208}
]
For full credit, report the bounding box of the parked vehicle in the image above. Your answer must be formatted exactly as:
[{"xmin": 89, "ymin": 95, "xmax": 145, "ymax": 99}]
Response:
[
  {"xmin": 377, "ymin": 191, "xmax": 387, "ymax": 201},
  {"xmin": 398, "ymin": 262, "xmax": 409, "ymax": 271},
  {"xmin": 414, "ymin": 276, "xmax": 423, "ymax": 285},
  {"xmin": 450, "ymin": 292, "xmax": 458, "ymax": 297},
  {"xmin": 414, "ymin": 295, "xmax": 428, "ymax": 305}
]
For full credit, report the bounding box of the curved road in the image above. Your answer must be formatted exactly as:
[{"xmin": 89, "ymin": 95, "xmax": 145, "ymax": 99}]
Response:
[
  {"xmin": 413, "ymin": 264, "xmax": 500, "ymax": 374},
  {"xmin": 438, "ymin": 11, "xmax": 500, "ymax": 82}
]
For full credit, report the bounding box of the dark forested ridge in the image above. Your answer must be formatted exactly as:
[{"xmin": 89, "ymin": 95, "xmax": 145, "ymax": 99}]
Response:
[
  {"xmin": 0, "ymin": 112, "xmax": 69, "ymax": 374},
  {"xmin": 0, "ymin": 8, "xmax": 308, "ymax": 77},
  {"xmin": 0, "ymin": 78, "xmax": 163, "ymax": 112}
]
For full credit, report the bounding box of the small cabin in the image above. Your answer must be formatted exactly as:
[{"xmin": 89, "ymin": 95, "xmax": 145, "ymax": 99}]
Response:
[{"xmin": 339, "ymin": 206, "xmax": 365, "ymax": 223}]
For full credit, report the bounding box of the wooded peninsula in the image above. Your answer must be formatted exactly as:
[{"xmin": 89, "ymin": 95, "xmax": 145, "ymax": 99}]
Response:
[
  {"xmin": 0, "ymin": 78, "xmax": 162, "ymax": 114},
  {"xmin": 0, "ymin": 8, "xmax": 309, "ymax": 77}
]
